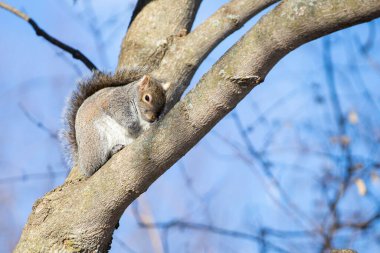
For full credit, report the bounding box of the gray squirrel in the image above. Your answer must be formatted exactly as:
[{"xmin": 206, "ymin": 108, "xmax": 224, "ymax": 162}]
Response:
[{"xmin": 62, "ymin": 70, "xmax": 170, "ymax": 177}]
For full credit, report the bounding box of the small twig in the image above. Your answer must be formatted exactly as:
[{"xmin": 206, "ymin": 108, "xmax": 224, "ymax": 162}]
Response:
[
  {"xmin": 19, "ymin": 103, "xmax": 58, "ymax": 139},
  {"xmin": 0, "ymin": 170, "xmax": 67, "ymax": 184},
  {"xmin": 0, "ymin": 2, "xmax": 98, "ymax": 71},
  {"xmin": 113, "ymin": 236, "xmax": 138, "ymax": 253},
  {"xmin": 135, "ymin": 219, "xmax": 292, "ymax": 253}
]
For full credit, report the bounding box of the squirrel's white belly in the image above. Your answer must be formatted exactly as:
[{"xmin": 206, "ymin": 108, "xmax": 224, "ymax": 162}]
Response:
[
  {"xmin": 136, "ymin": 105, "xmax": 151, "ymax": 131},
  {"xmin": 95, "ymin": 115, "xmax": 134, "ymax": 150},
  {"xmin": 139, "ymin": 117, "xmax": 150, "ymax": 131}
]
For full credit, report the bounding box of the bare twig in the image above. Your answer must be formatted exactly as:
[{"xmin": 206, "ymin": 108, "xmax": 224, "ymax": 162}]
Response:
[
  {"xmin": 135, "ymin": 219, "xmax": 292, "ymax": 253},
  {"xmin": 0, "ymin": 2, "xmax": 98, "ymax": 71},
  {"xmin": 0, "ymin": 170, "xmax": 67, "ymax": 184},
  {"xmin": 18, "ymin": 103, "xmax": 58, "ymax": 139},
  {"xmin": 342, "ymin": 213, "xmax": 380, "ymax": 229},
  {"xmin": 113, "ymin": 236, "xmax": 138, "ymax": 253},
  {"xmin": 231, "ymin": 112, "xmax": 319, "ymax": 229}
]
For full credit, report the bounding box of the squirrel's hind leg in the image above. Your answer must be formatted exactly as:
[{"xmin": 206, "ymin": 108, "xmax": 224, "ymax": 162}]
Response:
[{"xmin": 77, "ymin": 132, "xmax": 109, "ymax": 177}]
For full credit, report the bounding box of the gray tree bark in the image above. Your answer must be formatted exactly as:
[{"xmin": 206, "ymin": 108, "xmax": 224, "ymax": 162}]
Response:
[{"xmin": 14, "ymin": 0, "xmax": 380, "ymax": 252}]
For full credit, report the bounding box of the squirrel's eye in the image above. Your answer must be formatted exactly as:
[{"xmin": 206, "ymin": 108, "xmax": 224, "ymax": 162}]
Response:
[{"xmin": 144, "ymin": 94, "xmax": 151, "ymax": 102}]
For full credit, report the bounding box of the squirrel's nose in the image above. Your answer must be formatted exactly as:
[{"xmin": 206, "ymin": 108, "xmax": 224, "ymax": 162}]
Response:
[{"xmin": 148, "ymin": 115, "xmax": 156, "ymax": 122}]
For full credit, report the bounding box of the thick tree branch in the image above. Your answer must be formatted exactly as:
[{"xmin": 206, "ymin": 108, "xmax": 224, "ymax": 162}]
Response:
[
  {"xmin": 153, "ymin": 0, "xmax": 280, "ymax": 108},
  {"xmin": 117, "ymin": 0, "xmax": 202, "ymax": 70},
  {"xmin": 0, "ymin": 2, "xmax": 98, "ymax": 71},
  {"xmin": 128, "ymin": 0, "xmax": 152, "ymax": 28},
  {"xmin": 15, "ymin": 0, "xmax": 380, "ymax": 252}
]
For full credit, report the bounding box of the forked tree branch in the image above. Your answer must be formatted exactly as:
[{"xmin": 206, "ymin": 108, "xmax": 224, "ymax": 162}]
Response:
[
  {"xmin": 117, "ymin": 0, "xmax": 202, "ymax": 70},
  {"xmin": 15, "ymin": 0, "xmax": 380, "ymax": 252},
  {"xmin": 0, "ymin": 2, "xmax": 98, "ymax": 71},
  {"xmin": 153, "ymin": 0, "xmax": 281, "ymax": 107}
]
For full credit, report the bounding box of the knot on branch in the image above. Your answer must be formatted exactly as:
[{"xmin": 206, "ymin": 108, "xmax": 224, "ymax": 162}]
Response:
[
  {"xmin": 221, "ymin": 6, "xmax": 240, "ymax": 28},
  {"xmin": 31, "ymin": 198, "xmax": 51, "ymax": 225},
  {"xmin": 219, "ymin": 70, "xmax": 262, "ymax": 88},
  {"xmin": 149, "ymin": 37, "xmax": 172, "ymax": 68},
  {"xmin": 178, "ymin": 102, "xmax": 200, "ymax": 132}
]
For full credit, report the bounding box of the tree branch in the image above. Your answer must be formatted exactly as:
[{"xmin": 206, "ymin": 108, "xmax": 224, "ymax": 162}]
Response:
[
  {"xmin": 117, "ymin": 0, "xmax": 202, "ymax": 71},
  {"xmin": 153, "ymin": 0, "xmax": 280, "ymax": 107},
  {"xmin": 0, "ymin": 2, "xmax": 98, "ymax": 71},
  {"xmin": 128, "ymin": 0, "xmax": 152, "ymax": 28},
  {"xmin": 138, "ymin": 220, "xmax": 292, "ymax": 253}
]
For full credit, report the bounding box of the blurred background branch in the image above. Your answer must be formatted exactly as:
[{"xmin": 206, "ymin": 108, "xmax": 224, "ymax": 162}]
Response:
[{"xmin": 0, "ymin": 1, "xmax": 98, "ymax": 70}]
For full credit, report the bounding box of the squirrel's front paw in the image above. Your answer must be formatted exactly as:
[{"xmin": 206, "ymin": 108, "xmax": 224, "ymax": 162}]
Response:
[
  {"xmin": 111, "ymin": 144, "xmax": 125, "ymax": 156},
  {"xmin": 127, "ymin": 121, "xmax": 141, "ymax": 137}
]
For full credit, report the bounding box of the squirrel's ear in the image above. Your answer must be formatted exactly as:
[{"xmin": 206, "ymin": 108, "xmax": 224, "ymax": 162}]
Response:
[
  {"xmin": 138, "ymin": 75, "xmax": 151, "ymax": 88},
  {"xmin": 161, "ymin": 82, "xmax": 170, "ymax": 91}
]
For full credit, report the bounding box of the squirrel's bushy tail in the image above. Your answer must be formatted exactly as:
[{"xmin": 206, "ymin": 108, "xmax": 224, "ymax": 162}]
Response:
[{"xmin": 60, "ymin": 69, "xmax": 146, "ymax": 165}]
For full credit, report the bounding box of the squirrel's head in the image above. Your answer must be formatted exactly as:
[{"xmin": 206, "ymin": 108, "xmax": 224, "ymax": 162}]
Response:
[{"xmin": 137, "ymin": 75, "xmax": 169, "ymax": 123}]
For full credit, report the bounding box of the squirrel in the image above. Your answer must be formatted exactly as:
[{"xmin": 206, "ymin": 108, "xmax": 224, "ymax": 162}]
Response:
[{"xmin": 62, "ymin": 70, "xmax": 170, "ymax": 177}]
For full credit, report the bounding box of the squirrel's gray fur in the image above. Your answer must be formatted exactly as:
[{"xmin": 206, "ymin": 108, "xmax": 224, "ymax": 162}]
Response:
[{"xmin": 62, "ymin": 69, "xmax": 169, "ymax": 177}]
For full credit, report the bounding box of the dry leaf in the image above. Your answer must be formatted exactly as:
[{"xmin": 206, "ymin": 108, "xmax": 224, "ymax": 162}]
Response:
[
  {"xmin": 348, "ymin": 111, "xmax": 359, "ymax": 124},
  {"xmin": 355, "ymin": 178, "xmax": 367, "ymax": 196}
]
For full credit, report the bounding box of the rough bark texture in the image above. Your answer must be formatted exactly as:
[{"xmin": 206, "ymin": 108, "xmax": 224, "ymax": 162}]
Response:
[
  {"xmin": 152, "ymin": 0, "xmax": 281, "ymax": 108},
  {"xmin": 117, "ymin": 0, "xmax": 202, "ymax": 71},
  {"xmin": 15, "ymin": 0, "xmax": 380, "ymax": 252}
]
